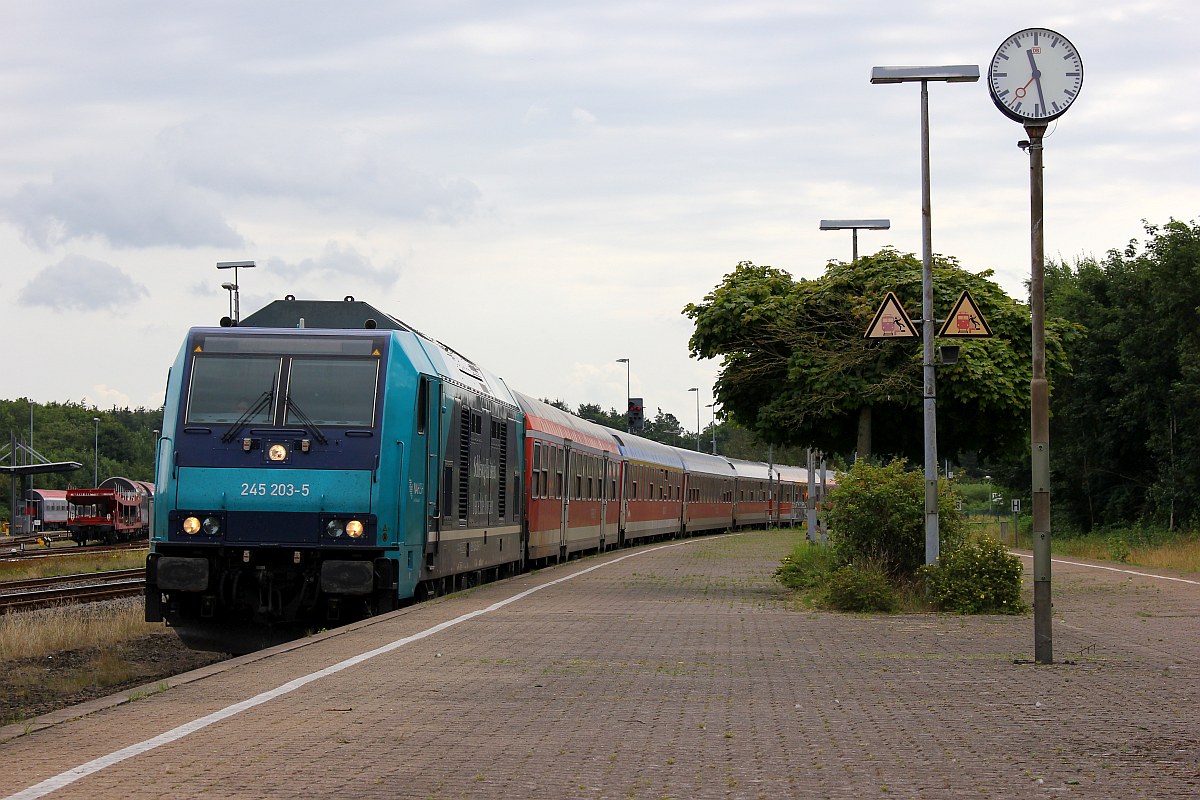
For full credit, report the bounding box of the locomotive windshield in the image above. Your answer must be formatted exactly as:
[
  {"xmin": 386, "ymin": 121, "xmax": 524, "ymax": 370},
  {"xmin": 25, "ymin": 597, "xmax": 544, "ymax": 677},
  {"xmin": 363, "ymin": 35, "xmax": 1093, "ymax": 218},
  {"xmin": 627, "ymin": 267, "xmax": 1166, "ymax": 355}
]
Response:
[
  {"xmin": 184, "ymin": 334, "xmax": 384, "ymax": 427},
  {"xmin": 284, "ymin": 359, "xmax": 378, "ymax": 427},
  {"xmin": 186, "ymin": 357, "xmax": 280, "ymax": 424}
]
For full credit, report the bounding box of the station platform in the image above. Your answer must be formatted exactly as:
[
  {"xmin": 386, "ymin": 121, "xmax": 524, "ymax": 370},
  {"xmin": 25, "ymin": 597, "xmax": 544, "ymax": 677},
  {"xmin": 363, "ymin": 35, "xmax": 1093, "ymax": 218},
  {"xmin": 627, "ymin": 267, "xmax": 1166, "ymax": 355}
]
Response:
[{"xmin": 2, "ymin": 528, "xmax": 1198, "ymax": 799}]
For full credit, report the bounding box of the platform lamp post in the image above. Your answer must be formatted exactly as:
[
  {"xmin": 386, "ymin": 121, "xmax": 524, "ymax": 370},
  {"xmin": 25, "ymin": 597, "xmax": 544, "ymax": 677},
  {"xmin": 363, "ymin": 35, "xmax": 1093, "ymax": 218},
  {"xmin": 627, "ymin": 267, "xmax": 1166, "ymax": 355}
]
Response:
[
  {"xmin": 93, "ymin": 417, "xmax": 100, "ymax": 485},
  {"xmin": 616, "ymin": 359, "xmax": 630, "ymax": 432},
  {"xmin": 818, "ymin": 219, "xmax": 891, "ymax": 263},
  {"xmin": 216, "ymin": 261, "xmax": 256, "ymax": 325},
  {"xmin": 706, "ymin": 403, "xmax": 717, "ymax": 454},
  {"xmin": 688, "ymin": 388, "xmax": 700, "ymax": 451},
  {"xmin": 870, "ymin": 64, "xmax": 979, "ymax": 566}
]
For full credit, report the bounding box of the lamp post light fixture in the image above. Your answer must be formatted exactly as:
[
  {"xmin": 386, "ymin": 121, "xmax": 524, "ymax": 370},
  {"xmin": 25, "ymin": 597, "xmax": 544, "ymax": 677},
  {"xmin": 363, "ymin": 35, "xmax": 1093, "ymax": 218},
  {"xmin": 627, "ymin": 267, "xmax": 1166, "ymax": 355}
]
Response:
[
  {"xmin": 216, "ymin": 261, "xmax": 256, "ymax": 325},
  {"xmin": 871, "ymin": 63, "xmax": 979, "ymax": 566},
  {"xmin": 220, "ymin": 281, "xmax": 237, "ymax": 321},
  {"xmin": 616, "ymin": 359, "xmax": 630, "ymax": 431},
  {"xmin": 688, "ymin": 387, "xmax": 700, "ymax": 451},
  {"xmin": 819, "ymin": 219, "xmax": 891, "ymax": 263},
  {"xmin": 93, "ymin": 417, "xmax": 100, "ymax": 485}
]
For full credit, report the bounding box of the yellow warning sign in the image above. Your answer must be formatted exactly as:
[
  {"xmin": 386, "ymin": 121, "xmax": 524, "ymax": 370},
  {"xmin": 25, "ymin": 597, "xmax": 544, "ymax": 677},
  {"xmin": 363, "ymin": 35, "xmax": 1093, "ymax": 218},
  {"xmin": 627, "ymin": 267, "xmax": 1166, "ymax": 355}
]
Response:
[
  {"xmin": 938, "ymin": 290, "xmax": 992, "ymax": 338},
  {"xmin": 865, "ymin": 292, "xmax": 918, "ymax": 339}
]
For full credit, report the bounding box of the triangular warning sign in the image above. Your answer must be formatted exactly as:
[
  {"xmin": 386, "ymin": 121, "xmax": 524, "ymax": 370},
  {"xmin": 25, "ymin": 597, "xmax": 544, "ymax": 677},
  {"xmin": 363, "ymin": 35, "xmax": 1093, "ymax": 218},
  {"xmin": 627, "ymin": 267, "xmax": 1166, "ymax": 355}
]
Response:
[
  {"xmin": 938, "ymin": 290, "xmax": 992, "ymax": 338},
  {"xmin": 193, "ymin": 346, "xmax": 203, "ymax": 353},
  {"xmin": 865, "ymin": 292, "xmax": 918, "ymax": 339}
]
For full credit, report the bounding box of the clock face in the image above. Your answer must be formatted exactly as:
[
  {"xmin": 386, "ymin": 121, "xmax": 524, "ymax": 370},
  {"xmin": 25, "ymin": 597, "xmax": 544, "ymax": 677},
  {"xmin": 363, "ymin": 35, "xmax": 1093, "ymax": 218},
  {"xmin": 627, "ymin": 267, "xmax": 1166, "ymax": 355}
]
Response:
[{"xmin": 988, "ymin": 28, "xmax": 1083, "ymax": 123}]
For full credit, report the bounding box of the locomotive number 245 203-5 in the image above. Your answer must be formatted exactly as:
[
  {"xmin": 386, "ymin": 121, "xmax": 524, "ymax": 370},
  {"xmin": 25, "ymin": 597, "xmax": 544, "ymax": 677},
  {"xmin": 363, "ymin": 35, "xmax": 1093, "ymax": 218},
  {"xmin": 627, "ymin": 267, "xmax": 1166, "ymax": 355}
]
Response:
[{"xmin": 240, "ymin": 482, "xmax": 311, "ymax": 497}]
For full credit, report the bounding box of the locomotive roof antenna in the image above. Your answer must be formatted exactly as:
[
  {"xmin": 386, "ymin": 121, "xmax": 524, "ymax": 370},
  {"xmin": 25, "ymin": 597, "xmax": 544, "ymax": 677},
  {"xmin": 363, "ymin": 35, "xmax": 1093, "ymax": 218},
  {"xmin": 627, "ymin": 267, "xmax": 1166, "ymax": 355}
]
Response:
[{"xmin": 216, "ymin": 261, "xmax": 256, "ymax": 325}]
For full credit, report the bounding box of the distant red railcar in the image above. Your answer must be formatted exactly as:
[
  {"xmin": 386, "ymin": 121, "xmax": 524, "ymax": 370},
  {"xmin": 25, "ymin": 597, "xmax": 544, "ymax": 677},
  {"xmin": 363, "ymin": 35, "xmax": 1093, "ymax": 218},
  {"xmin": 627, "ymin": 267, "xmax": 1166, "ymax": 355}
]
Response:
[{"xmin": 66, "ymin": 477, "xmax": 154, "ymax": 545}]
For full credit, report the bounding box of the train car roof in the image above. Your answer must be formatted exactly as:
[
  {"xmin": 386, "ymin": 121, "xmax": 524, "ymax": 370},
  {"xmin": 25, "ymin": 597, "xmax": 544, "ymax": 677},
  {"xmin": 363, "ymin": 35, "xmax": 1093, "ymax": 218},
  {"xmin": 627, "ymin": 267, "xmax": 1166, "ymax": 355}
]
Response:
[
  {"xmin": 602, "ymin": 427, "xmax": 687, "ymax": 470},
  {"xmin": 512, "ymin": 392, "xmax": 619, "ymax": 454},
  {"xmin": 26, "ymin": 489, "xmax": 67, "ymax": 501},
  {"xmin": 773, "ymin": 464, "xmax": 812, "ymax": 484},
  {"xmin": 725, "ymin": 457, "xmax": 774, "ymax": 481},
  {"xmin": 674, "ymin": 448, "xmax": 737, "ymax": 477},
  {"xmin": 239, "ymin": 297, "xmax": 412, "ymax": 331}
]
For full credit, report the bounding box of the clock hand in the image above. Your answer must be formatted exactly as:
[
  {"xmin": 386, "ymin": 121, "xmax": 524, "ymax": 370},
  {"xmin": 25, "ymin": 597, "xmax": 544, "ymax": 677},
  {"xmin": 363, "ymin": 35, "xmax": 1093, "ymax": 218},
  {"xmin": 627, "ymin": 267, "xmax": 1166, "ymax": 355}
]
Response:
[
  {"xmin": 1027, "ymin": 49, "xmax": 1047, "ymax": 112},
  {"xmin": 1014, "ymin": 75, "xmax": 1035, "ymax": 99}
]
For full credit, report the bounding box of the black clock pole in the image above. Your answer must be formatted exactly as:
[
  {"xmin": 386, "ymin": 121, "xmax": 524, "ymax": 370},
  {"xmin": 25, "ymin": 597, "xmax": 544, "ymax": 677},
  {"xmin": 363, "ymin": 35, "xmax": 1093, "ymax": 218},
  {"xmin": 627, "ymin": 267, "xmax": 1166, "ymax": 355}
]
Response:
[{"xmin": 1025, "ymin": 122, "xmax": 1053, "ymax": 664}]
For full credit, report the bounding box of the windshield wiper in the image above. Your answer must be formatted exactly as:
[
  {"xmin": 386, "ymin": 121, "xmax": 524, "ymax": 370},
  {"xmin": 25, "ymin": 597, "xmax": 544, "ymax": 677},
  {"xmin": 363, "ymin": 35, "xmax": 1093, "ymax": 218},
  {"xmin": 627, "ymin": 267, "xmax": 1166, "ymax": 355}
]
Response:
[
  {"xmin": 220, "ymin": 386, "xmax": 275, "ymax": 443},
  {"xmin": 285, "ymin": 395, "xmax": 329, "ymax": 445}
]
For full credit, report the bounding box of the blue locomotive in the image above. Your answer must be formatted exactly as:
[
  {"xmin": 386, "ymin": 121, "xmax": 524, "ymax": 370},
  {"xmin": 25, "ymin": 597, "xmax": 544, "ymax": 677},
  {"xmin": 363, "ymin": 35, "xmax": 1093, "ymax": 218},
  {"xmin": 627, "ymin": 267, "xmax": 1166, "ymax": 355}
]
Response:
[
  {"xmin": 147, "ymin": 296, "xmax": 827, "ymax": 653},
  {"xmin": 146, "ymin": 297, "xmax": 524, "ymax": 652}
]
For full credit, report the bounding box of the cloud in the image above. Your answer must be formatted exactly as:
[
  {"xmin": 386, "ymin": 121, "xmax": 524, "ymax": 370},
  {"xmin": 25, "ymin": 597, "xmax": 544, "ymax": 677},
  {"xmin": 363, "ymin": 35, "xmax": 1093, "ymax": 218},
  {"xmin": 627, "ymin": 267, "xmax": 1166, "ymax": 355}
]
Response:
[
  {"xmin": 1, "ymin": 157, "xmax": 245, "ymax": 250},
  {"xmin": 266, "ymin": 241, "xmax": 401, "ymax": 287},
  {"xmin": 19, "ymin": 255, "xmax": 149, "ymax": 312},
  {"xmin": 157, "ymin": 120, "xmax": 484, "ymax": 224}
]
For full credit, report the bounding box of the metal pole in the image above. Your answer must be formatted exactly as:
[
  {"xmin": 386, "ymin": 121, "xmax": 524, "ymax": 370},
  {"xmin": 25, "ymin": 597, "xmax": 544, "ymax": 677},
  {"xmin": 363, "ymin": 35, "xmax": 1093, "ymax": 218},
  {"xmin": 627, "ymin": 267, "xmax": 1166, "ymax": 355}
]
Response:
[
  {"xmin": 919, "ymin": 79, "xmax": 940, "ymax": 565},
  {"xmin": 694, "ymin": 391, "xmax": 701, "ymax": 451},
  {"xmin": 93, "ymin": 417, "xmax": 100, "ymax": 485},
  {"xmin": 1027, "ymin": 124, "xmax": 1053, "ymax": 664},
  {"xmin": 851, "ymin": 228, "xmax": 859, "ymax": 263},
  {"xmin": 616, "ymin": 359, "xmax": 630, "ymax": 432}
]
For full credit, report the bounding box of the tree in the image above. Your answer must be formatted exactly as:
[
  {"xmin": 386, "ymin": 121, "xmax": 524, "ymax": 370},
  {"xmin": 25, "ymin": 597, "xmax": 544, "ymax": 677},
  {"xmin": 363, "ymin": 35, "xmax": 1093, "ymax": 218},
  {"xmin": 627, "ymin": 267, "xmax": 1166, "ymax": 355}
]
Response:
[
  {"xmin": 1047, "ymin": 219, "xmax": 1200, "ymax": 530},
  {"xmin": 683, "ymin": 250, "xmax": 1068, "ymax": 464}
]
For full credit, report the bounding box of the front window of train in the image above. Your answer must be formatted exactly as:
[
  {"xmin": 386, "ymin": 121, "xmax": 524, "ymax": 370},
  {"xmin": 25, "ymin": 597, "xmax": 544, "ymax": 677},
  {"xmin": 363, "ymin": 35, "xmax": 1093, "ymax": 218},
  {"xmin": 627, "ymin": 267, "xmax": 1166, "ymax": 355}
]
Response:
[
  {"xmin": 284, "ymin": 358, "xmax": 378, "ymax": 427},
  {"xmin": 186, "ymin": 357, "xmax": 280, "ymax": 424},
  {"xmin": 183, "ymin": 335, "xmax": 383, "ymax": 428}
]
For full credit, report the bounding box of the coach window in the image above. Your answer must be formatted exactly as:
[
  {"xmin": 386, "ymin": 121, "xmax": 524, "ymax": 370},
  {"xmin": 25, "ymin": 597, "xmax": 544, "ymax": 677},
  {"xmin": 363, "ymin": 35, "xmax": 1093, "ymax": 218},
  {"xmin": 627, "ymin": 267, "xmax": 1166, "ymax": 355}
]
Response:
[{"xmin": 532, "ymin": 442, "xmax": 542, "ymax": 497}]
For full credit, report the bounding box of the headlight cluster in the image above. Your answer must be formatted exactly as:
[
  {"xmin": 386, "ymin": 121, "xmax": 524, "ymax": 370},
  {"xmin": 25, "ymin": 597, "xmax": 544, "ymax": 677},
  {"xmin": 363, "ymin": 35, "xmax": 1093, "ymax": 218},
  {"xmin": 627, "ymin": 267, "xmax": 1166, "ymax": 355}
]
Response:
[
  {"xmin": 181, "ymin": 515, "xmax": 222, "ymax": 536},
  {"xmin": 324, "ymin": 518, "xmax": 366, "ymax": 539}
]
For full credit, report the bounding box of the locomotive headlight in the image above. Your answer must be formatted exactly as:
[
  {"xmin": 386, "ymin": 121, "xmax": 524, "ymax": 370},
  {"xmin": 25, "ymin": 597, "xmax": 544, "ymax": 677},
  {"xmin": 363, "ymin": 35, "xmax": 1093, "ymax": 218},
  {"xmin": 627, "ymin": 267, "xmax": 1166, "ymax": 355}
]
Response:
[
  {"xmin": 201, "ymin": 516, "xmax": 222, "ymax": 536},
  {"xmin": 182, "ymin": 516, "xmax": 201, "ymax": 535},
  {"xmin": 345, "ymin": 519, "xmax": 364, "ymax": 539},
  {"xmin": 268, "ymin": 443, "xmax": 288, "ymax": 462},
  {"xmin": 325, "ymin": 519, "xmax": 345, "ymax": 538}
]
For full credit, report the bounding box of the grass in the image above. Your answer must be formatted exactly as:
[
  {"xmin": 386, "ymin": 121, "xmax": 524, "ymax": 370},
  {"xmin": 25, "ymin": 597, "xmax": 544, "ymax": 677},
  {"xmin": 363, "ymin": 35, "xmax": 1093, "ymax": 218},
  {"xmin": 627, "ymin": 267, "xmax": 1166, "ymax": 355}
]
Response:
[
  {"xmin": 967, "ymin": 518, "xmax": 1200, "ymax": 573},
  {"xmin": 0, "ymin": 600, "xmax": 162, "ymax": 662},
  {"xmin": 0, "ymin": 548, "xmax": 148, "ymax": 582}
]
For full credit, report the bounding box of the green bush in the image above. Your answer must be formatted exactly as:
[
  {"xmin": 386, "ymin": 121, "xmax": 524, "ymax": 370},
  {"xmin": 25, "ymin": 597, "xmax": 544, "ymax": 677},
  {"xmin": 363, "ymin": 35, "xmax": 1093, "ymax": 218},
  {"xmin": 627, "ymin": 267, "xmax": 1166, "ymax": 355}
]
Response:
[
  {"xmin": 775, "ymin": 542, "xmax": 840, "ymax": 589},
  {"xmin": 824, "ymin": 459, "xmax": 965, "ymax": 578},
  {"xmin": 820, "ymin": 561, "xmax": 898, "ymax": 612},
  {"xmin": 920, "ymin": 538, "xmax": 1027, "ymax": 614}
]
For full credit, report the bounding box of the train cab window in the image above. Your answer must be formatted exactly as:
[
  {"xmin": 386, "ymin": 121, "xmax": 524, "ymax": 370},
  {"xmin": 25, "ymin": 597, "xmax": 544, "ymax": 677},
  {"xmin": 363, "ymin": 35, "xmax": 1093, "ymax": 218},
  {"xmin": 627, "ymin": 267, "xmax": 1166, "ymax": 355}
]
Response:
[
  {"xmin": 186, "ymin": 356, "xmax": 280, "ymax": 424},
  {"xmin": 285, "ymin": 358, "xmax": 379, "ymax": 427}
]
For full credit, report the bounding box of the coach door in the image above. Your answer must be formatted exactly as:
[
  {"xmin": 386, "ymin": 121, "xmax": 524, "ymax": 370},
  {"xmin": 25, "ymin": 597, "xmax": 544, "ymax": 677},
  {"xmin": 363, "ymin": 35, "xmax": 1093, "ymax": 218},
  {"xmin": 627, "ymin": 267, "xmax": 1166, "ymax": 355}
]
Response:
[
  {"xmin": 599, "ymin": 453, "xmax": 611, "ymax": 549},
  {"xmin": 559, "ymin": 440, "xmax": 572, "ymax": 559}
]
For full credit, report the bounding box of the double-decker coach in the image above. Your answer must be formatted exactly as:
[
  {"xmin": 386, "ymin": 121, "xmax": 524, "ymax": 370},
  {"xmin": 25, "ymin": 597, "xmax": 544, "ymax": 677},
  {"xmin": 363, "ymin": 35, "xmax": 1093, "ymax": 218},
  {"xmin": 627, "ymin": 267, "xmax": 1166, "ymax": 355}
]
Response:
[{"xmin": 515, "ymin": 392, "xmax": 620, "ymax": 561}]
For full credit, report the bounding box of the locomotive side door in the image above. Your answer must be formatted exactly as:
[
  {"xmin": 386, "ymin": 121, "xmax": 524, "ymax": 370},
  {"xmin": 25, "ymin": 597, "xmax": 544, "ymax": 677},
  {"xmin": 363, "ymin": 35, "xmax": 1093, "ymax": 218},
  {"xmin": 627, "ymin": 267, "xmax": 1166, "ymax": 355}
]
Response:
[{"xmin": 420, "ymin": 376, "xmax": 443, "ymax": 551}]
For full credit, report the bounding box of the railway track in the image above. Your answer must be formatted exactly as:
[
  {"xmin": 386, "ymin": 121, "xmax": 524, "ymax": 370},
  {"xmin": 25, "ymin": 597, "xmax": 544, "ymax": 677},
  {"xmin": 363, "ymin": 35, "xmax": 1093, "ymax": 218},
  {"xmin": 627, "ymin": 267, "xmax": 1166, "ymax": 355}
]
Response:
[
  {"xmin": 0, "ymin": 569, "xmax": 146, "ymax": 614},
  {"xmin": 1, "ymin": 539, "xmax": 147, "ymax": 562}
]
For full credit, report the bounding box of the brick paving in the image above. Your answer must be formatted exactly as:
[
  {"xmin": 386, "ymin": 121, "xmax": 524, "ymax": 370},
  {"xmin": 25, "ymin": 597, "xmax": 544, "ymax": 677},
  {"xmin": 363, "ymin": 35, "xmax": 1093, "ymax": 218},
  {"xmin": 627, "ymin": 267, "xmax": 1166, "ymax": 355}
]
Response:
[{"xmin": 2, "ymin": 529, "xmax": 1198, "ymax": 799}]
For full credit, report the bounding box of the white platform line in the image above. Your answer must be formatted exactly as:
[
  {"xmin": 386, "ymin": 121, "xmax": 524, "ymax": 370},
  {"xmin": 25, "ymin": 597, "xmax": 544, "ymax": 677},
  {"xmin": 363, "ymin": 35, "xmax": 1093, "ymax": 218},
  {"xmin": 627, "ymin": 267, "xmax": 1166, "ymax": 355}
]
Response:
[
  {"xmin": 4, "ymin": 537, "xmax": 704, "ymax": 800},
  {"xmin": 1012, "ymin": 552, "xmax": 1200, "ymax": 586}
]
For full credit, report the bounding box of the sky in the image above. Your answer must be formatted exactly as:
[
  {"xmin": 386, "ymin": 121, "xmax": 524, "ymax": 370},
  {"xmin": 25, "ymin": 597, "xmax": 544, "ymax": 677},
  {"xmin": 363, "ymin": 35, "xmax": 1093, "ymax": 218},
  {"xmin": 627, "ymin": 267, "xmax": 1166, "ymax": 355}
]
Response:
[{"xmin": 1, "ymin": 1, "xmax": 1196, "ymax": 433}]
